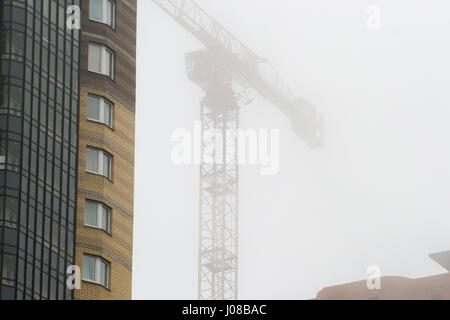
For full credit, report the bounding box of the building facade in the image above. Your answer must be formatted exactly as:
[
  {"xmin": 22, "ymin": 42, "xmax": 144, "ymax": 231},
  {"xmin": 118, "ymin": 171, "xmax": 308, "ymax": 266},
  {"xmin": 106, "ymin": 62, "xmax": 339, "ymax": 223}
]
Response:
[
  {"xmin": 0, "ymin": 0, "xmax": 136, "ymax": 300},
  {"xmin": 74, "ymin": 0, "xmax": 136, "ymax": 300},
  {"xmin": 315, "ymin": 252, "xmax": 450, "ymax": 300},
  {"xmin": 315, "ymin": 274, "xmax": 450, "ymax": 300}
]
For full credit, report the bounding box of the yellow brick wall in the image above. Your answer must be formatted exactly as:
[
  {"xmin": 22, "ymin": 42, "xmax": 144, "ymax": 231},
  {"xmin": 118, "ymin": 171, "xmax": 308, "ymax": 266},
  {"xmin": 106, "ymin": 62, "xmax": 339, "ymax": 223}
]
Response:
[{"xmin": 75, "ymin": 87, "xmax": 135, "ymax": 300}]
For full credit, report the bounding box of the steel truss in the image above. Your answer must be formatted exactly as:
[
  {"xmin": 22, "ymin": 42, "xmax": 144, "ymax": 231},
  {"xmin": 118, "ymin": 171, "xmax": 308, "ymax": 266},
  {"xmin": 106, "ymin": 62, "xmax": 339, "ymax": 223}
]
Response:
[
  {"xmin": 152, "ymin": 0, "xmax": 324, "ymax": 301},
  {"xmin": 198, "ymin": 96, "xmax": 239, "ymax": 300}
]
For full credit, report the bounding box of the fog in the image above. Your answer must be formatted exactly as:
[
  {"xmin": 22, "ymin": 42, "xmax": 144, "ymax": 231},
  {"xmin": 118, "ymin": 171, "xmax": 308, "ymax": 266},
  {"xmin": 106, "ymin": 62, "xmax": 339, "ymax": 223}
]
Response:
[{"xmin": 133, "ymin": 0, "xmax": 450, "ymax": 299}]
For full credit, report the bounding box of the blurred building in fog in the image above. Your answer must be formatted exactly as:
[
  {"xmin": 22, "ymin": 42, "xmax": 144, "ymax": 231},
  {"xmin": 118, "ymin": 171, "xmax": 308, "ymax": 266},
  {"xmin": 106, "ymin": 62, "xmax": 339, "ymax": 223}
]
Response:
[{"xmin": 315, "ymin": 251, "xmax": 450, "ymax": 300}]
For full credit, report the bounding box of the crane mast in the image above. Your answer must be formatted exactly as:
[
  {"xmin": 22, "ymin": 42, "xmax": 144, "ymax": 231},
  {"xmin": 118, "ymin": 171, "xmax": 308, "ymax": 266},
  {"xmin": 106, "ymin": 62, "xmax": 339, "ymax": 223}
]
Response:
[{"xmin": 152, "ymin": 0, "xmax": 324, "ymax": 300}]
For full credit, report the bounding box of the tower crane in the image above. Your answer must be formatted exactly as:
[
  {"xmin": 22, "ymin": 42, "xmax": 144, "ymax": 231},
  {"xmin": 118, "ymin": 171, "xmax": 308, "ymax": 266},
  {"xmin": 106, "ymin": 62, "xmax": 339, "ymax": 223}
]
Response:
[{"xmin": 152, "ymin": 0, "xmax": 324, "ymax": 300}]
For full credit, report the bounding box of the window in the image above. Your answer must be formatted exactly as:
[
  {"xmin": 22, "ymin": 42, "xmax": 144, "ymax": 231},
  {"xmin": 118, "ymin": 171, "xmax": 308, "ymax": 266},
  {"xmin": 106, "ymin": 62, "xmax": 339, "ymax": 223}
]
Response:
[
  {"xmin": 88, "ymin": 43, "xmax": 114, "ymax": 79},
  {"xmin": 87, "ymin": 94, "xmax": 113, "ymax": 127},
  {"xmin": 0, "ymin": 140, "xmax": 19, "ymax": 171},
  {"xmin": 0, "ymin": 197, "xmax": 17, "ymax": 228},
  {"xmin": 2, "ymin": 254, "xmax": 16, "ymax": 286},
  {"xmin": 86, "ymin": 147, "xmax": 112, "ymax": 179},
  {"xmin": 85, "ymin": 199, "xmax": 111, "ymax": 233},
  {"xmin": 0, "ymin": 85, "xmax": 7, "ymax": 108},
  {"xmin": 4, "ymin": 197, "xmax": 18, "ymax": 226},
  {"xmin": 89, "ymin": 0, "xmax": 115, "ymax": 28},
  {"xmin": 82, "ymin": 254, "xmax": 110, "ymax": 288},
  {"xmin": 1, "ymin": 29, "xmax": 24, "ymax": 58},
  {"xmin": 0, "ymin": 138, "xmax": 5, "ymax": 169}
]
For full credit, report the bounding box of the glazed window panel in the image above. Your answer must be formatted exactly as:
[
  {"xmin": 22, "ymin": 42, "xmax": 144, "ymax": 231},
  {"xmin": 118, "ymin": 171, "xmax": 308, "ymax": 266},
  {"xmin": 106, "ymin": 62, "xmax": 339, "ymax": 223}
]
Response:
[
  {"xmin": 11, "ymin": 30, "xmax": 25, "ymax": 57},
  {"xmin": 4, "ymin": 197, "xmax": 19, "ymax": 224},
  {"xmin": 85, "ymin": 147, "xmax": 112, "ymax": 179},
  {"xmin": 82, "ymin": 254, "xmax": 110, "ymax": 288},
  {"xmin": 0, "ymin": 85, "xmax": 8, "ymax": 108},
  {"xmin": 88, "ymin": 44, "xmax": 101, "ymax": 73},
  {"xmin": 7, "ymin": 140, "xmax": 20, "ymax": 167},
  {"xmin": 0, "ymin": 139, "xmax": 20, "ymax": 170},
  {"xmin": 105, "ymin": 0, "xmax": 115, "ymax": 27},
  {"xmin": 84, "ymin": 199, "xmax": 111, "ymax": 233},
  {"xmin": 84, "ymin": 200, "xmax": 98, "ymax": 227},
  {"xmin": 0, "ymin": 28, "xmax": 8, "ymax": 53},
  {"xmin": 0, "ymin": 29, "xmax": 24, "ymax": 58},
  {"xmin": 0, "ymin": 138, "xmax": 5, "ymax": 168},
  {"xmin": 88, "ymin": 43, "xmax": 114, "ymax": 79},
  {"xmin": 87, "ymin": 95, "xmax": 100, "ymax": 120},
  {"xmin": 89, "ymin": 0, "xmax": 115, "ymax": 28},
  {"xmin": 87, "ymin": 94, "xmax": 113, "ymax": 127},
  {"xmin": 99, "ymin": 259, "xmax": 108, "ymax": 287},
  {"xmin": 86, "ymin": 147, "xmax": 99, "ymax": 173},
  {"xmin": 82, "ymin": 254, "xmax": 96, "ymax": 282},
  {"xmin": 89, "ymin": 0, "xmax": 103, "ymax": 21},
  {"xmin": 2, "ymin": 254, "xmax": 16, "ymax": 285},
  {"xmin": 102, "ymin": 152, "xmax": 110, "ymax": 177}
]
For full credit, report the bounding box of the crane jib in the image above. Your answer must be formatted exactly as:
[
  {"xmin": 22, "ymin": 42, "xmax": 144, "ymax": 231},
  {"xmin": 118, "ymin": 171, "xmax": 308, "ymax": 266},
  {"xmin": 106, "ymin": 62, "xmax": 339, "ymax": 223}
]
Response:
[
  {"xmin": 152, "ymin": 0, "xmax": 324, "ymax": 148},
  {"xmin": 151, "ymin": 0, "xmax": 325, "ymax": 301}
]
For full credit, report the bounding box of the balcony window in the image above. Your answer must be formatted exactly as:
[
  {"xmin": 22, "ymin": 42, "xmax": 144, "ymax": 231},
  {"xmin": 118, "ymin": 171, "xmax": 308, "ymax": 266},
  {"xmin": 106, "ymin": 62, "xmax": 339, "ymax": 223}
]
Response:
[
  {"xmin": 0, "ymin": 139, "xmax": 20, "ymax": 171},
  {"xmin": 88, "ymin": 43, "xmax": 114, "ymax": 79},
  {"xmin": 87, "ymin": 94, "xmax": 113, "ymax": 127},
  {"xmin": 85, "ymin": 199, "xmax": 111, "ymax": 233},
  {"xmin": 86, "ymin": 147, "xmax": 112, "ymax": 179},
  {"xmin": 89, "ymin": 0, "xmax": 115, "ymax": 28},
  {"xmin": 82, "ymin": 254, "xmax": 110, "ymax": 288}
]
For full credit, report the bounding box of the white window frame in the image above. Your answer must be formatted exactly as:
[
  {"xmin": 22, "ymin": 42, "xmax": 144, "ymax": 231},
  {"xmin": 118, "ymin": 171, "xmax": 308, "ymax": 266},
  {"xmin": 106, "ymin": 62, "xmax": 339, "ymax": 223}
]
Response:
[
  {"xmin": 82, "ymin": 254, "xmax": 110, "ymax": 288},
  {"xmin": 86, "ymin": 147, "xmax": 112, "ymax": 179},
  {"xmin": 87, "ymin": 94, "xmax": 113, "ymax": 128},
  {"xmin": 89, "ymin": 0, "xmax": 115, "ymax": 28},
  {"xmin": 84, "ymin": 199, "xmax": 111, "ymax": 233},
  {"xmin": 88, "ymin": 43, "xmax": 114, "ymax": 79}
]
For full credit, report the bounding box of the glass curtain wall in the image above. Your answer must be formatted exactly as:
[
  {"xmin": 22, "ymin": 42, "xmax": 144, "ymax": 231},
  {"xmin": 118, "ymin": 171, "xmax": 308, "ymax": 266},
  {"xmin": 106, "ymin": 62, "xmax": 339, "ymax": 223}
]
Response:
[{"xmin": 0, "ymin": 0, "xmax": 80, "ymax": 300}]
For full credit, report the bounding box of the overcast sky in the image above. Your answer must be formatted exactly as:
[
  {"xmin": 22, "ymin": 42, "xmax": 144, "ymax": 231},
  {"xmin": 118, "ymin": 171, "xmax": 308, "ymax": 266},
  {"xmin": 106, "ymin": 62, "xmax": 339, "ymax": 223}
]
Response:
[{"xmin": 132, "ymin": 0, "xmax": 450, "ymax": 299}]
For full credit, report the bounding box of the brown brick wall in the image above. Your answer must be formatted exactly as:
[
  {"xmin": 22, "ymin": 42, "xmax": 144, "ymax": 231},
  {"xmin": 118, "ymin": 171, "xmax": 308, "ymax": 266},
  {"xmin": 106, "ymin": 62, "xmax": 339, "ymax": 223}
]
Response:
[{"xmin": 75, "ymin": 0, "xmax": 136, "ymax": 300}]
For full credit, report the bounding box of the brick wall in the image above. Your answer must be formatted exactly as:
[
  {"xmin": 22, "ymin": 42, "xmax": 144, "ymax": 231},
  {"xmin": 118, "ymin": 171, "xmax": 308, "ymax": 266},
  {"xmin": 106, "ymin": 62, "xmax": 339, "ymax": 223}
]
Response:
[{"xmin": 74, "ymin": 87, "xmax": 135, "ymax": 300}]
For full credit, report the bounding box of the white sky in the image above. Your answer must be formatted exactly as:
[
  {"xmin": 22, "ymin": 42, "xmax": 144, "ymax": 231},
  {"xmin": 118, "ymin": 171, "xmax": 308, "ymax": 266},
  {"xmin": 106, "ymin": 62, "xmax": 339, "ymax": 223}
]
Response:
[{"xmin": 132, "ymin": 0, "xmax": 450, "ymax": 299}]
